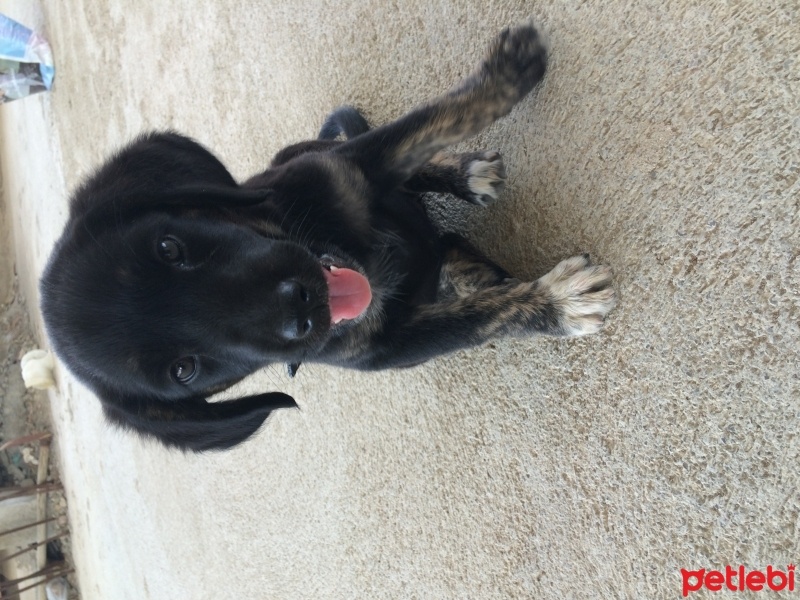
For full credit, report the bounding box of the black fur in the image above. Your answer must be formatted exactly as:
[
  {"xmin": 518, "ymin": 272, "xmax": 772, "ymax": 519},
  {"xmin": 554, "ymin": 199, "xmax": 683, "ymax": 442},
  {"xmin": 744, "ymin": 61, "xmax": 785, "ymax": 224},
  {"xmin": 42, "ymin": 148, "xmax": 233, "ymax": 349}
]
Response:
[
  {"xmin": 40, "ymin": 25, "xmax": 616, "ymax": 451},
  {"xmin": 319, "ymin": 106, "xmax": 370, "ymax": 140}
]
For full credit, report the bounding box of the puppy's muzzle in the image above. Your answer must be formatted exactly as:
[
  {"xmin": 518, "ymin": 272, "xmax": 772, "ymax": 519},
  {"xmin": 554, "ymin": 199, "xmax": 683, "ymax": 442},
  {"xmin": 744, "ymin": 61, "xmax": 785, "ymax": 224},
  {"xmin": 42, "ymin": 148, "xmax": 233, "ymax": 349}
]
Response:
[{"xmin": 277, "ymin": 279, "xmax": 319, "ymax": 340}]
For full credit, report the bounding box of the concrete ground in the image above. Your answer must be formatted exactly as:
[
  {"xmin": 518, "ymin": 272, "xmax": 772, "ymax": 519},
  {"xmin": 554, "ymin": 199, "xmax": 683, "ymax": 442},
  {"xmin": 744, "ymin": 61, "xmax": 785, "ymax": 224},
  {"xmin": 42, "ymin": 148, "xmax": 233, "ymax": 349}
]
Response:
[{"xmin": 1, "ymin": 0, "xmax": 798, "ymax": 598}]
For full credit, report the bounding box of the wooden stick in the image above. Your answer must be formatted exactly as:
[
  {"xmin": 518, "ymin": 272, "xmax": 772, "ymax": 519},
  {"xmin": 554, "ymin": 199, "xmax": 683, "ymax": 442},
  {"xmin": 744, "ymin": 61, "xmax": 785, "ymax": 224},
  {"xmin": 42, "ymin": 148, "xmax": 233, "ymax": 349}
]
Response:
[
  {"xmin": 0, "ymin": 432, "xmax": 52, "ymax": 452},
  {"xmin": 0, "ymin": 562, "xmax": 61, "ymax": 590},
  {"xmin": 0, "ymin": 530, "xmax": 69, "ymax": 564},
  {"xmin": 0, "ymin": 482, "xmax": 62, "ymax": 500},
  {"xmin": 0, "ymin": 517, "xmax": 56, "ymax": 539},
  {"xmin": 2, "ymin": 567, "xmax": 73, "ymax": 599},
  {"xmin": 35, "ymin": 440, "xmax": 51, "ymax": 597}
]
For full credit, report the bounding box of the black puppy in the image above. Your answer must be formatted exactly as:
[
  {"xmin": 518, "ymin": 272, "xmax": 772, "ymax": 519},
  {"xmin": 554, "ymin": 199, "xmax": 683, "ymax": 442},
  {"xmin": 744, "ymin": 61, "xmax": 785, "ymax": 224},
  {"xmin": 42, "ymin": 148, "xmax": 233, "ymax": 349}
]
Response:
[{"xmin": 41, "ymin": 25, "xmax": 615, "ymax": 451}]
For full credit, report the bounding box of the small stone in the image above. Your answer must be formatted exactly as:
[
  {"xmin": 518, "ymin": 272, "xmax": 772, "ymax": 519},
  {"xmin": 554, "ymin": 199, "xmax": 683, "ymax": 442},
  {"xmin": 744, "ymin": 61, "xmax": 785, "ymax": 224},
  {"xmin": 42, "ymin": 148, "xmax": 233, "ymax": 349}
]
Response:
[{"xmin": 21, "ymin": 447, "xmax": 39, "ymax": 466}]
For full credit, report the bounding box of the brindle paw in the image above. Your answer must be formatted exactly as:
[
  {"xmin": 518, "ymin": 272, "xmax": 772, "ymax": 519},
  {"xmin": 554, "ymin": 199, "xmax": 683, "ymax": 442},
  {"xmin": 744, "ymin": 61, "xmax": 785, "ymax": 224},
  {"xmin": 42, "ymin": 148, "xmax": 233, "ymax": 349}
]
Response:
[
  {"xmin": 462, "ymin": 151, "xmax": 506, "ymax": 206},
  {"xmin": 537, "ymin": 255, "xmax": 616, "ymax": 336},
  {"xmin": 485, "ymin": 24, "xmax": 548, "ymax": 98}
]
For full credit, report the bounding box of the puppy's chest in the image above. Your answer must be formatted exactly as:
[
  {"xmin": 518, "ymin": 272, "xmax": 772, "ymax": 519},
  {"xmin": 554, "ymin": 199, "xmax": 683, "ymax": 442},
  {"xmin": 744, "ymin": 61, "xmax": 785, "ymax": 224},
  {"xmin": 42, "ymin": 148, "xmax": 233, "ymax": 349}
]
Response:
[{"xmin": 317, "ymin": 227, "xmax": 438, "ymax": 364}]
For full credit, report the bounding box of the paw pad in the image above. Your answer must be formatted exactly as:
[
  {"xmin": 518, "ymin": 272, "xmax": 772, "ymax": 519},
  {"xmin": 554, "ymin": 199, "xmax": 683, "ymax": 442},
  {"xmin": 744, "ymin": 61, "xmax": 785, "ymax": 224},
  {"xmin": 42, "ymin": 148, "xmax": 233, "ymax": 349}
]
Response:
[
  {"xmin": 537, "ymin": 255, "xmax": 616, "ymax": 336},
  {"xmin": 465, "ymin": 152, "xmax": 506, "ymax": 206}
]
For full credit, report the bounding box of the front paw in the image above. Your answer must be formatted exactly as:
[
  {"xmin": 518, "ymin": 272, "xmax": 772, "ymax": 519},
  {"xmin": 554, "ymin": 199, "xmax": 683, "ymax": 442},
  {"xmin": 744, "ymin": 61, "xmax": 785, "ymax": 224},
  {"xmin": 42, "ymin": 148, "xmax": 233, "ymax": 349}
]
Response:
[
  {"xmin": 462, "ymin": 151, "xmax": 506, "ymax": 206},
  {"xmin": 484, "ymin": 24, "xmax": 548, "ymax": 99},
  {"xmin": 537, "ymin": 255, "xmax": 616, "ymax": 336}
]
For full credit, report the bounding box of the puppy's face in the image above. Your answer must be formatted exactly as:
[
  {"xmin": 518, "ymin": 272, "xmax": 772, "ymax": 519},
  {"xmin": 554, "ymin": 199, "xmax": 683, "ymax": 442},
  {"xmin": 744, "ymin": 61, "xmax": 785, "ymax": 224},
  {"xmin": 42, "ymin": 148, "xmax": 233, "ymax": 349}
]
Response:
[
  {"xmin": 44, "ymin": 211, "xmax": 333, "ymax": 400},
  {"xmin": 40, "ymin": 132, "xmax": 376, "ymax": 450}
]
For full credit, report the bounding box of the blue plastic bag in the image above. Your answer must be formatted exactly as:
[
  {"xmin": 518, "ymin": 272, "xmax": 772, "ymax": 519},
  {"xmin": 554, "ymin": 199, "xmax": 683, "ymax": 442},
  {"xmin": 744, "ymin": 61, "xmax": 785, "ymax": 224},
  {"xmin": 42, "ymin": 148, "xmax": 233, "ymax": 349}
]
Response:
[{"xmin": 0, "ymin": 13, "xmax": 54, "ymax": 103}]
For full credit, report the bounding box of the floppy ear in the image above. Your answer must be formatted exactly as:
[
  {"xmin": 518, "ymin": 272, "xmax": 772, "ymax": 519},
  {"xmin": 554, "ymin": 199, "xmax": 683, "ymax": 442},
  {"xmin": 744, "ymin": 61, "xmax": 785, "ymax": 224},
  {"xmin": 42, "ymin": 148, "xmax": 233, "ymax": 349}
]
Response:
[
  {"xmin": 102, "ymin": 392, "xmax": 297, "ymax": 452},
  {"xmin": 69, "ymin": 131, "xmax": 279, "ymax": 227},
  {"xmin": 71, "ymin": 131, "xmax": 239, "ymax": 214},
  {"xmin": 157, "ymin": 184, "xmax": 273, "ymax": 208}
]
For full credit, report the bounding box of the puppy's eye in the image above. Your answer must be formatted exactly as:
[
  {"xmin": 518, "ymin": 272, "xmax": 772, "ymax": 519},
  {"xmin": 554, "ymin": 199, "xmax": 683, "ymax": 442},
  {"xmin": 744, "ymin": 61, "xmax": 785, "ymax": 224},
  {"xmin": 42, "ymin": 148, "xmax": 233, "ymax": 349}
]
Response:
[
  {"xmin": 158, "ymin": 236, "xmax": 184, "ymax": 264},
  {"xmin": 171, "ymin": 357, "xmax": 198, "ymax": 384}
]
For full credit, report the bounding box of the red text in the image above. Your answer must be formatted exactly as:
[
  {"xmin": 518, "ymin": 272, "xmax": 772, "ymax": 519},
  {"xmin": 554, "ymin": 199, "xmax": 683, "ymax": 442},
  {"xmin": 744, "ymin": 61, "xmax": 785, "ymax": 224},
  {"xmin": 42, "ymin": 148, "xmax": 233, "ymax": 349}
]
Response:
[{"xmin": 681, "ymin": 565, "xmax": 795, "ymax": 596}]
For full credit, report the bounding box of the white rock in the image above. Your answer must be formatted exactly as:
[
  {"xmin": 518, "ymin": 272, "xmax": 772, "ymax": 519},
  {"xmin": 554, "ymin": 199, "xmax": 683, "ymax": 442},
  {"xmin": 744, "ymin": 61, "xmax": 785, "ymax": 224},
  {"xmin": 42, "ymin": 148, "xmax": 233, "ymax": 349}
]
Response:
[
  {"xmin": 20, "ymin": 349, "xmax": 56, "ymax": 390},
  {"xmin": 21, "ymin": 446, "xmax": 39, "ymax": 466},
  {"xmin": 46, "ymin": 577, "xmax": 69, "ymax": 600}
]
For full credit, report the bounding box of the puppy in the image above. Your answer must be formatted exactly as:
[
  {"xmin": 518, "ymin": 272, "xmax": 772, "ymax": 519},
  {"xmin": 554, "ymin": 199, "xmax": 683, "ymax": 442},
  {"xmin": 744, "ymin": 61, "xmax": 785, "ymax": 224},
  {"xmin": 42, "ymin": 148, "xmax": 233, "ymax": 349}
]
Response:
[{"xmin": 40, "ymin": 25, "xmax": 615, "ymax": 451}]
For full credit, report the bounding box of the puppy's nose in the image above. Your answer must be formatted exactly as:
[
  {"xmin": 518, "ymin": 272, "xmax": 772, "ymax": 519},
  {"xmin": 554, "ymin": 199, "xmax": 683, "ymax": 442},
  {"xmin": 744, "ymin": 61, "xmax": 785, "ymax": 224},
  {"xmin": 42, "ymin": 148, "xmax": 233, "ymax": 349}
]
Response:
[{"xmin": 277, "ymin": 280, "xmax": 314, "ymax": 340}]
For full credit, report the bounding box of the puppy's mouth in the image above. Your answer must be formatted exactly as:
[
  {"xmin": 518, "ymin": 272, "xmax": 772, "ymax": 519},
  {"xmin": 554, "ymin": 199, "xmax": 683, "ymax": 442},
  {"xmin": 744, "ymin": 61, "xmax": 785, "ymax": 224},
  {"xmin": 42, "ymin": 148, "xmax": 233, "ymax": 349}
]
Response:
[{"xmin": 319, "ymin": 255, "xmax": 372, "ymax": 325}]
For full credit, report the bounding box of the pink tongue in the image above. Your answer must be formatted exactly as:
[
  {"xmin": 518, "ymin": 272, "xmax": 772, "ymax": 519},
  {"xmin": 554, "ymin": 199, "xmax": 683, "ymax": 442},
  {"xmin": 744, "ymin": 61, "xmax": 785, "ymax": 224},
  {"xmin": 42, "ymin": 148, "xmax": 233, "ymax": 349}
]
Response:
[{"xmin": 323, "ymin": 267, "xmax": 372, "ymax": 323}]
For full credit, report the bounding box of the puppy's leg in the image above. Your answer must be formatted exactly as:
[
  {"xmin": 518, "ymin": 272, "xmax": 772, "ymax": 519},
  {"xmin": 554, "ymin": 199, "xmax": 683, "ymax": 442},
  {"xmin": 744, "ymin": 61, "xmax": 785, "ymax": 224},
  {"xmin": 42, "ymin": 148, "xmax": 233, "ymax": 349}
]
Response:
[
  {"xmin": 272, "ymin": 107, "xmax": 370, "ymax": 166},
  {"xmin": 316, "ymin": 106, "xmax": 507, "ymax": 205},
  {"xmin": 360, "ymin": 255, "xmax": 615, "ymax": 369},
  {"xmin": 437, "ymin": 233, "xmax": 512, "ymax": 300},
  {"xmin": 319, "ymin": 106, "xmax": 371, "ymax": 140},
  {"xmin": 404, "ymin": 151, "xmax": 506, "ymax": 206},
  {"xmin": 336, "ymin": 25, "xmax": 546, "ymax": 190},
  {"xmin": 271, "ymin": 140, "xmax": 340, "ymax": 166}
]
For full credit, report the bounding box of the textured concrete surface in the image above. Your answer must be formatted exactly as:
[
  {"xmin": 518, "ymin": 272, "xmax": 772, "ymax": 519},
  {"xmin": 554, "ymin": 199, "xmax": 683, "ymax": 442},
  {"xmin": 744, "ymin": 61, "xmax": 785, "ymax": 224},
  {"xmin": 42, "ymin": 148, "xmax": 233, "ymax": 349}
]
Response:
[{"xmin": 1, "ymin": 0, "xmax": 798, "ymax": 598}]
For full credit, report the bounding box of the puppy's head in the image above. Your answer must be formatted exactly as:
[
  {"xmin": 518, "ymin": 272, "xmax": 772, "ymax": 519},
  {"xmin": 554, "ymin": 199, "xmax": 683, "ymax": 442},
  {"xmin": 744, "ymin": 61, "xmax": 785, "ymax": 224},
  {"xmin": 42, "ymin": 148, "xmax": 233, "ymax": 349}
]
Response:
[{"xmin": 40, "ymin": 132, "xmax": 363, "ymax": 451}]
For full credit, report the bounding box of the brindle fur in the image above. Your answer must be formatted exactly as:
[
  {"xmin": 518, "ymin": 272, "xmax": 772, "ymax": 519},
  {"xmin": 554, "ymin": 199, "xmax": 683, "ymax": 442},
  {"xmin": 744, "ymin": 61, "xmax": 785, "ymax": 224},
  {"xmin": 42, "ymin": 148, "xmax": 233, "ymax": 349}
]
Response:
[
  {"xmin": 405, "ymin": 151, "xmax": 507, "ymax": 207},
  {"xmin": 40, "ymin": 25, "xmax": 616, "ymax": 451}
]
